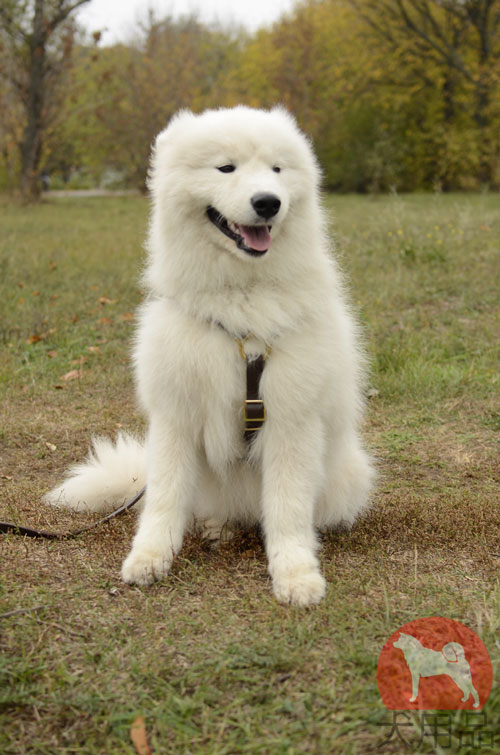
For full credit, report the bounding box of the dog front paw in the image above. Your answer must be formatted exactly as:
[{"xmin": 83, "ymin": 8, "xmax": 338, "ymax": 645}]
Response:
[
  {"xmin": 272, "ymin": 566, "xmax": 326, "ymax": 607},
  {"xmin": 121, "ymin": 549, "xmax": 172, "ymax": 586}
]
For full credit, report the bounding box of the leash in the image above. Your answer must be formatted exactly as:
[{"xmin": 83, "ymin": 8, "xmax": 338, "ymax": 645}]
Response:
[
  {"xmin": 2, "ymin": 331, "xmax": 271, "ymax": 539},
  {"xmin": 0, "ymin": 486, "xmax": 146, "ymax": 540}
]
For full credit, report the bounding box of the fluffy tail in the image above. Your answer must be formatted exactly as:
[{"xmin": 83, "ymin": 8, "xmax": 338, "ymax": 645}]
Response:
[{"xmin": 43, "ymin": 433, "xmax": 146, "ymax": 513}]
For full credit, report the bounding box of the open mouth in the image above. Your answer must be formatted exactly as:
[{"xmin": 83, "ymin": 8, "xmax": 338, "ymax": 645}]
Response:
[{"xmin": 206, "ymin": 206, "xmax": 271, "ymax": 257}]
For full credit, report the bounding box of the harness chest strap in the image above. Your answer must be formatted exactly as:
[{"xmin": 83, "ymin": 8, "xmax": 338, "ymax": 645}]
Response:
[{"xmin": 235, "ymin": 337, "xmax": 271, "ymax": 442}]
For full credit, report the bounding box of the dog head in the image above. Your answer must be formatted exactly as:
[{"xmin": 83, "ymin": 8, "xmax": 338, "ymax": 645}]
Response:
[
  {"xmin": 148, "ymin": 106, "xmax": 321, "ymax": 262},
  {"xmin": 393, "ymin": 633, "xmax": 414, "ymax": 651}
]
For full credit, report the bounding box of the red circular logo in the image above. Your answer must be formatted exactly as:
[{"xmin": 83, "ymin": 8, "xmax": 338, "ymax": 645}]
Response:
[{"xmin": 377, "ymin": 617, "xmax": 492, "ymax": 710}]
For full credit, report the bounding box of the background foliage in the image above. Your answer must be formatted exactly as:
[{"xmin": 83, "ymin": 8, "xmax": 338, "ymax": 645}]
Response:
[{"xmin": 1, "ymin": 0, "xmax": 499, "ymax": 194}]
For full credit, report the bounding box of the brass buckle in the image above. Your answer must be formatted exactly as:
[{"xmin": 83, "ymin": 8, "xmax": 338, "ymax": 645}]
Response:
[{"xmin": 243, "ymin": 399, "xmax": 266, "ymax": 430}]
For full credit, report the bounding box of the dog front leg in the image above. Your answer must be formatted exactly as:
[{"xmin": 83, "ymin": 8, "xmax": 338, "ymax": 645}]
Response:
[
  {"xmin": 121, "ymin": 418, "xmax": 198, "ymax": 586},
  {"xmin": 262, "ymin": 420, "xmax": 326, "ymax": 607},
  {"xmin": 409, "ymin": 670, "xmax": 420, "ymax": 703}
]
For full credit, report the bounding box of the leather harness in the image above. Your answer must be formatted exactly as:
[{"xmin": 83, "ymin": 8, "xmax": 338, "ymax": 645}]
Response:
[{"xmin": 234, "ymin": 335, "xmax": 271, "ymax": 443}]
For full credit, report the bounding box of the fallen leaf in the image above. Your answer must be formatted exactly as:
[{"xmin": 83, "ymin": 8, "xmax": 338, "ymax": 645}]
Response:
[
  {"xmin": 47, "ymin": 350, "xmax": 58, "ymax": 358},
  {"xmin": 71, "ymin": 357, "xmax": 87, "ymax": 366},
  {"xmin": 130, "ymin": 716, "xmax": 150, "ymax": 755},
  {"xmin": 99, "ymin": 296, "xmax": 116, "ymax": 305},
  {"xmin": 87, "ymin": 346, "xmax": 102, "ymax": 354},
  {"xmin": 1, "ymin": 474, "xmax": 13, "ymax": 481},
  {"xmin": 71, "ymin": 315, "xmax": 79, "ymax": 324},
  {"xmin": 50, "ymin": 294, "xmax": 58, "ymax": 301},
  {"xmin": 26, "ymin": 334, "xmax": 42, "ymax": 345},
  {"xmin": 121, "ymin": 312, "xmax": 135, "ymax": 321},
  {"xmin": 18, "ymin": 281, "xmax": 25, "ymax": 288},
  {"xmin": 99, "ymin": 317, "xmax": 113, "ymax": 325},
  {"xmin": 60, "ymin": 369, "xmax": 81, "ymax": 381},
  {"xmin": 32, "ymin": 291, "xmax": 40, "ymax": 296},
  {"xmin": 54, "ymin": 385, "xmax": 64, "ymax": 390},
  {"xmin": 49, "ymin": 261, "xmax": 57, "ymax": 270},
  {"xmin": 45, "ymin": 442, "xmax": 57, "ymax": 451}
]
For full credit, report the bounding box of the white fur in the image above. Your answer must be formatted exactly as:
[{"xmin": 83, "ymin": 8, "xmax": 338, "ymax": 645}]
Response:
[
  {"xmin": 45, "ymin": 433, "xmax": 146, "ymax": 513},
  {"xmin": 45, "ymin": 106, "xmax": 374, "ymax": 606}
]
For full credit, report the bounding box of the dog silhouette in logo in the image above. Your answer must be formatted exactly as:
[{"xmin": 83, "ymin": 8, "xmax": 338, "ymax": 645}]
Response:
[{"xmin": 393, "ymin": 633, "xmax": 480, "ymax": 708}]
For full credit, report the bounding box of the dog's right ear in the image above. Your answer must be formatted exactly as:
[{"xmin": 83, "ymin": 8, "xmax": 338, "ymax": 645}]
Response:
[
  {"xmin": 154, "ymin": 109, "xmax": 195, "ymax": 150},
  {"xmin": 147, "ymin": 110, "xmax": 197, "ymax": 192}
]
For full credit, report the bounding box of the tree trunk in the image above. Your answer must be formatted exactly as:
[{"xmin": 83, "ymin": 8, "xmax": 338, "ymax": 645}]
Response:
[{"xmin": 20, "ymin": 0, "xmax": 46, "ymax": 201}]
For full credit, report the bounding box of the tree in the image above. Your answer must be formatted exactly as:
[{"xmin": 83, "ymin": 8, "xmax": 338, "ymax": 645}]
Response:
[
  {"xmin": 0, "ymin": 0, "xmax": 91, "ymax": 200},
  {"xmin": 231, "ymin": 0, "xmax": 413, "ymax": 190},
  {"xmin": 52, "ymin": 13, "xmax": 242, "ymax": 190},
  {"xmin": 347, "ymin": 0, "xmax": 500, "ymax": 184},
  {"xmin": 0, "ymin": 30, "xmax": 23, "ymax": 190}
]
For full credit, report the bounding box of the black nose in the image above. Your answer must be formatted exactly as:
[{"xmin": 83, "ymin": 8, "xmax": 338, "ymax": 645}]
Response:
[{"xmin": 251, "ymin": 193, "xmax": 281, "ymax": 220}]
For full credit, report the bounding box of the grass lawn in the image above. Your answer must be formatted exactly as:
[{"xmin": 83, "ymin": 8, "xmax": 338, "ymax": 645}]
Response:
[{"xmin": 1, "ymin": 192, "xmax": 499, "ymax": 753}]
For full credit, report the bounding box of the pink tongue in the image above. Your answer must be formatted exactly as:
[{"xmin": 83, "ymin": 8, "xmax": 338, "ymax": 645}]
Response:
[{"xmin": 237, "ymin": 225, "xmax": 271, "ymax": 251}]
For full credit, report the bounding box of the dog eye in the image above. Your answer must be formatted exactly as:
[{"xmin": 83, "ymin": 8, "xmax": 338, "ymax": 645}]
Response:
[
  {"xmin": 272, "ymin": 166, "xmax": 281, "ymax": 173},
  {"xmin": 217, "ymin": 165, "xmax": 236, "ymax": 173}
]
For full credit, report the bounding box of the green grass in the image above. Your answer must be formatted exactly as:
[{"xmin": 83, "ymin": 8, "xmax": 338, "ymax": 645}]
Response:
[{"xmin": 1, "ymin": 193, "xmax": 499, "ymax": 753}]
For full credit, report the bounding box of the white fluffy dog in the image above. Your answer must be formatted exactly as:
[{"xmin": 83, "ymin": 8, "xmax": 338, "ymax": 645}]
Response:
[{"xmin": 45, "ymin": 106, "xmax": 374, "ymax": 606}]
